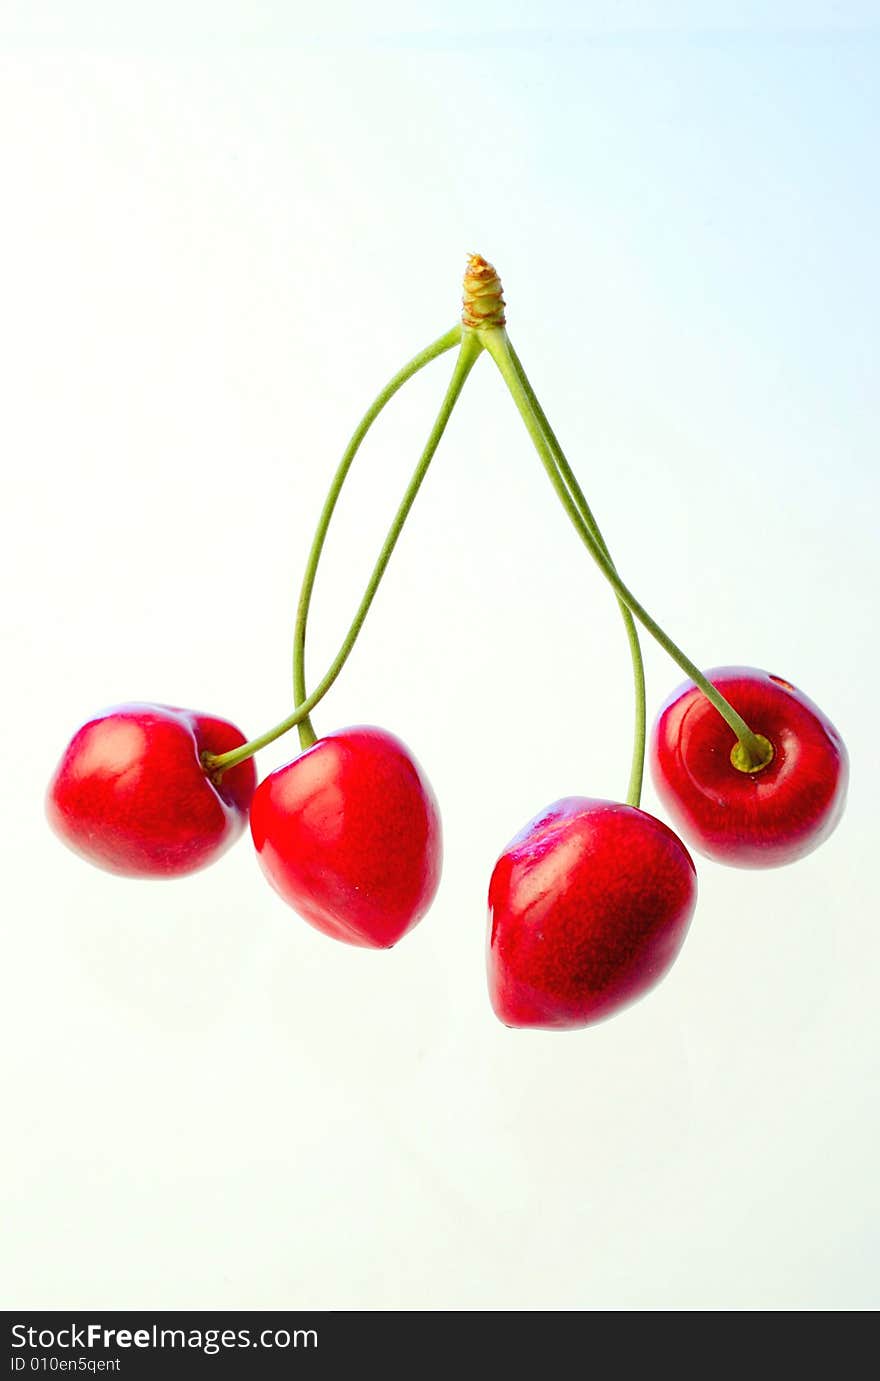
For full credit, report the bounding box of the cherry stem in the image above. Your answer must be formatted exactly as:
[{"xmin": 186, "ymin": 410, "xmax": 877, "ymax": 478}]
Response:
[
  {"xmin": 205, "ymin": 330, "xmax": 480, "ymax": 776},
  {"xmin": 293, "ymin": 325, "xmax": 463, "ymax": 749},
  {"xmin": 503, "ymin": 338, "xmax": 646, "ymax": 808},
  {"xmin": 479, "ymin": 325, "xmax": 770, "ymax": 773}
]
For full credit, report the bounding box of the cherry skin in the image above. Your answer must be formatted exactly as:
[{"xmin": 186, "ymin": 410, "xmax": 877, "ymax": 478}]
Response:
[
  {"xmin": 250, "ymin": 726, "xmax": 442, "ymax": 949},
  {"xmin": 651, "ymin": 667, "xmax": 848, "ymax": 868},
  {"xmin": 46, "ymin": 703, "xmax": 257, "ymax": 878},
  {"xmin": 488, "ymin": 798, "xmax": 697, "ymax": 1030}
]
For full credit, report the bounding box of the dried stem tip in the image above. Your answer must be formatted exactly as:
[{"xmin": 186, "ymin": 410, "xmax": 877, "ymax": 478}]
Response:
[{"xmin": 462, "ymin": 253, "xmax": 506, "ymax": 330}]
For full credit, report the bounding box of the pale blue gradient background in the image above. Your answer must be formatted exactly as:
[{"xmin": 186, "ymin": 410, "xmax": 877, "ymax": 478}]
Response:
[{"xmin": 2, "ymin": 4, "xmax": 878, "ymax": 1310}]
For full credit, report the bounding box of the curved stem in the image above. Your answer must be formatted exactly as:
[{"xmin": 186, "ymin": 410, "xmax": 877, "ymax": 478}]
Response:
[
  {"xmin": 480, "ymin": 327, "xmax": 769, "ymax": 769},
  {"xmin": 503, "ymin": 340, "xmax": 646, "ymax": 807},
  {"xmin": 293, "ymin": 324, "xmax": 462, "ymax": 748},
  {"xmin": 207, "ymin": 331, "xmax": 482, "ymax": 776}
]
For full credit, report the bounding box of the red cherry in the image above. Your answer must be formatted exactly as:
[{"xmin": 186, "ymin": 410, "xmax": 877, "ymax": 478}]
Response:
[
  {"xmin": 651, "ymin": 667, "xmax": 848, "ymax": 868},
  {"xmin": 46, "ymin": 703, "xmax": 257, "ymax": 878},
  {"xmin": 488, "ymin": 798, "xmax": 697, "ymax": 1030},
  {"xmin": 250, "ymin": 726, "xmax": 442, "ymax": 949}
]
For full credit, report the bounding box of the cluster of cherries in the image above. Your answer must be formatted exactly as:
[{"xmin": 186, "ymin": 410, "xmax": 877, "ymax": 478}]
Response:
[{"xmin": 47, "ymin": 257, "xmax": 848, "ymax": 1031}]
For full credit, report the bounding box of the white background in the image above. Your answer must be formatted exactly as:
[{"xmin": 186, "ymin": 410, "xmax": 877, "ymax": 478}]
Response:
[{"xmin": 2, "ymin": 3, "xmax": 878, "ymax": 1310}]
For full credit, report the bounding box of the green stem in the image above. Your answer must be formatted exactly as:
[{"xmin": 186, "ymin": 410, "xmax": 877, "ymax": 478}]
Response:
[
  {"xmin": 293, "ymin": 324, "xmax": 462, "ymax": 749},
  {"xmin": 206, "ymin": 330, "xmax": 482, "ymax": 776},
  {"xmin": 503, "ymin": 340, "xmax": 646, "ymax": 807},
  {"xmin": 480, "ymin": 327, "xmax": 769, "ymax": 771}
]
